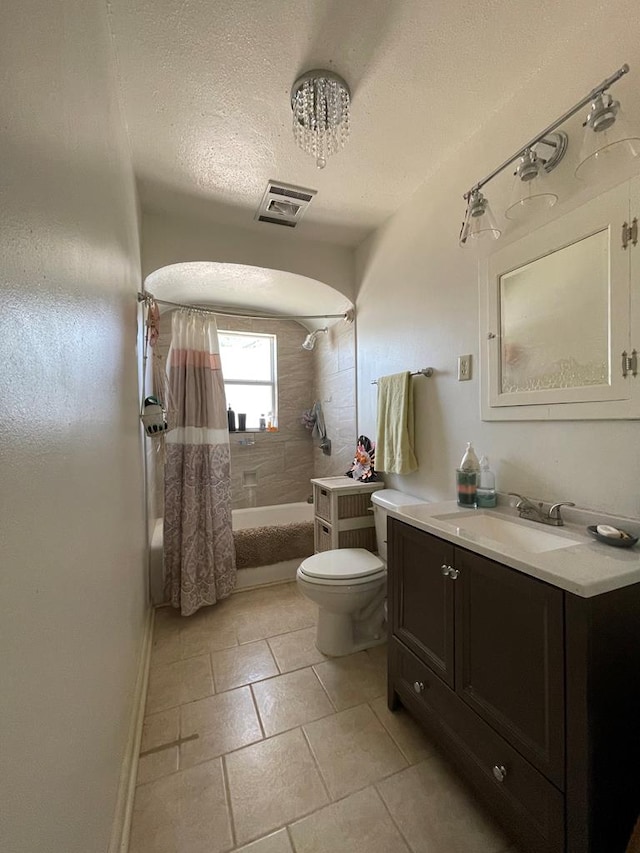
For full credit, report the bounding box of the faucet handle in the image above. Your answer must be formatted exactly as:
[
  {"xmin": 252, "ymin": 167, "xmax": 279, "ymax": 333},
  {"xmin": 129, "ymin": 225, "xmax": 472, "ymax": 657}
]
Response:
[
  {"xmin": 508, "ymin": 492, "xmax": 532, "ymax": 509},
  {"xmin": 549, "ymin": 501, "xmax": 576, "ymax": 520}
]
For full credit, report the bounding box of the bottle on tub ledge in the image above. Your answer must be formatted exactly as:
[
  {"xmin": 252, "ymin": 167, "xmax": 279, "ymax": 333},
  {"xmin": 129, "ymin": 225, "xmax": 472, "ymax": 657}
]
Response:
[
  {"xmin": 477, "ymin": 455, "xmax": 497, "ymax": 507},
  {"xmin": 456, "ymin": 442, "xmax": 480, "ymax": 507}
]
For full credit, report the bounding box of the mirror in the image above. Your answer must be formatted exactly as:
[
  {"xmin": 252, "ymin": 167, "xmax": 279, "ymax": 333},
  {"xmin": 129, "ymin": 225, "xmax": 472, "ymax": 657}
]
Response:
[
  {"xmin": 480, "ymin": 180, "xmax": 637, "ymax": 420},
  {"xmin": 499, "ymin": 230, "xmax": 609, "ymax": 394}
]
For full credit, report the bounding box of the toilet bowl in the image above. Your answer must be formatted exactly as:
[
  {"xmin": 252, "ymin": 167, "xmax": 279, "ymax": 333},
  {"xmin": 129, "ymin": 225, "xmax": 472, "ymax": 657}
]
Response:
[{"xmin": 296, "ymin": 489, "xmax": 428, "ymax": 657}]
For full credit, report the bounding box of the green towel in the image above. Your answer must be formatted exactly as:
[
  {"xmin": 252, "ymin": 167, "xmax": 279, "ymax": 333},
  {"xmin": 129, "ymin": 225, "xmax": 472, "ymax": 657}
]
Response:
[{"xmin": 375, "ymin": 372, "xmax": 418, "ymax": 474}]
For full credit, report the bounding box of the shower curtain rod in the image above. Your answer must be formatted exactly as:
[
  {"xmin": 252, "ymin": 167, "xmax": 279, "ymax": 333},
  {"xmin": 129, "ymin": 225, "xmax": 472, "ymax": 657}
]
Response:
[{"xmin": 138, "ymin": 291, "xmax": 353, "ymax": 322}]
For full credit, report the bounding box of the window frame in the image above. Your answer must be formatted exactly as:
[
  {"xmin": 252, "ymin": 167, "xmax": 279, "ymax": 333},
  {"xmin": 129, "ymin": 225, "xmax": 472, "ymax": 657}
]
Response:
[{"xmin": 219, "ymin": 330, "xmax": 278, "ymax": 428}]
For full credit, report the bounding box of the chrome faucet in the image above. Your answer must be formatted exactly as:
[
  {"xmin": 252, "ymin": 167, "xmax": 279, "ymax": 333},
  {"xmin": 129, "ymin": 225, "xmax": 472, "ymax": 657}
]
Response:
[{"xmin": 508, "ymin": 493, "xmax": 576, "ymax": 527}]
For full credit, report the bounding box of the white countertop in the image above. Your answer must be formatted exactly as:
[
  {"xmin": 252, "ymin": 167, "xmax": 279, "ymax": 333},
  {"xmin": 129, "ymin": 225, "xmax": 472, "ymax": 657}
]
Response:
[{"xmin": 387, "ymin": 500, "xmax": 640, "ymax": 598}]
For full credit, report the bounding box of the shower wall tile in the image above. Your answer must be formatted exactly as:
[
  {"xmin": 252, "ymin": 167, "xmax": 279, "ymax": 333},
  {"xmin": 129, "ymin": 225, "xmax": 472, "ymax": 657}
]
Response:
[{"xmin": 312, "ymin": 321, "xmax": 357, "ymax": 481}]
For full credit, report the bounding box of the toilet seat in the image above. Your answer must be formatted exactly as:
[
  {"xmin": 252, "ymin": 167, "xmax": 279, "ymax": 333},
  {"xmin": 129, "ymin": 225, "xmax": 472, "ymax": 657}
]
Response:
[{"xmin": 298, "ymin": 549, "xmax": 385, "ymax": 586}]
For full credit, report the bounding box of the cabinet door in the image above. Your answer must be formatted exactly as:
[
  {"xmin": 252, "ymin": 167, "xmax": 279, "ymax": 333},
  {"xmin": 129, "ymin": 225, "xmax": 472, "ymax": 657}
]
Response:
[
  {"xmin": 389, "ymin": 520, "xmax": 455, "ymax": 687},
  {"xmin": 454, "ymin": 548, "xmax": 565, "ymax": 788}
]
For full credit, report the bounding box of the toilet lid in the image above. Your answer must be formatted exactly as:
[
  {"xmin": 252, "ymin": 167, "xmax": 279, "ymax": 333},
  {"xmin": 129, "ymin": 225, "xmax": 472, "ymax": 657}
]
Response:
[{"xmin": 299, "ymin": 549, "xmax": 384, "ymax": 581}]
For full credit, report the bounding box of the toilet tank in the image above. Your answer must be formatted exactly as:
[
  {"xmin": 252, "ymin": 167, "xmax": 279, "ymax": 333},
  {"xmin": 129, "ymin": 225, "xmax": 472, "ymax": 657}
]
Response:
[{"xmin": 371, "ymin": 489, "xmax": 428, "ymax": 563}]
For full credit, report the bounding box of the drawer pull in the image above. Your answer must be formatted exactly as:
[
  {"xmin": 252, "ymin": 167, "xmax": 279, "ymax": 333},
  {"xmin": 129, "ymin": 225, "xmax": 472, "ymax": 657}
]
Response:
[
  {"xmin": 413, "ymin": 681, "xmax": 426, "ymax": 694},
  {"xmin": 492, "ymin": 764, "xmax": 507, "ymax": 783},
  {"xmin": 441, "ymin": 564, "xmax": 452, "ymax": 577},
  {"xmin": 449, "ymin": 568, "xmax": 460, "ymax": 580}
]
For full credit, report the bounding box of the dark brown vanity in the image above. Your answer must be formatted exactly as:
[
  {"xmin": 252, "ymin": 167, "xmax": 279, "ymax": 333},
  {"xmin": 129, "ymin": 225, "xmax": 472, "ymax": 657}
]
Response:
[{"xmin": 388, "ymin": 517, "xmax": 640, "ymax": 853}]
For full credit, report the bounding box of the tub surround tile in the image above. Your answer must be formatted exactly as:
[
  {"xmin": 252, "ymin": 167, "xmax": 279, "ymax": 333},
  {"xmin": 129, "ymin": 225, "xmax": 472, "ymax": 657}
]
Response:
[
  {"xmin": 225, "ymin": 728, "xmax": 328, "ymax": 845},
  {"xmin": 146, "ymin": 654, "xmax": 214, "ymax": 714},
  {"xmin": 267, "ymin": 627, "xmax": 328, "ymax": 673},
  {"xmin": 313, "ymin": 651, "xmax": 386, "ymax": 711},
  {"xmin": 129, "ymin": 759, "xmax": 233, "ymax": 853},
  {"xmin": 180, "ymin": 687, "xmax": 263, "ymax": 768},
  {"xmin": 370, "ymin": 696, "xmax": 436, "ymax": 765},
  {"xmin": 289, "ymin": 786, "xmax": 411, "ymax": 853},
  {"xmin": 211, "ymin": 640, "xmax": 278, "ymax": 692},
  {"xmin": 376, "ymin": 756, "xmax": 511, "ymax": 853},
  {"xmin": 234, "ymin": 829, "xmax": 294, "ymax": 853},
  {"xmin": 303, "ymin": 704, "xmax": 407, "ymax": 800},
  {"xmin": 252, "ymin": 668, "xmax": 334, "ymax": 736}
]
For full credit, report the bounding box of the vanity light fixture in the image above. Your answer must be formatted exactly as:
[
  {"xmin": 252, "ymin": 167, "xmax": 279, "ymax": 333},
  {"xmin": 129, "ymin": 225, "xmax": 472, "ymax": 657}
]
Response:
[
  {"xmin": 460, "ymin": 64, "xmax": 632, "ymax": 246},
  {"xmin": 460, "ymin": 190, "xmax": 501, "ymax": 243},
  {"xmin": 575, "ymin": 92, "xmax": 640, "ymax": 181},
  {"xmin": 504, "ymin": 135, "xmax": 566, "ymax": 221}
]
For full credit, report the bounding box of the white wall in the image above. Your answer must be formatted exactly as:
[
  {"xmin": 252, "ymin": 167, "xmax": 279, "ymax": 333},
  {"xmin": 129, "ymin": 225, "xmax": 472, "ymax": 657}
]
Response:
[
  {"xmin": 142, "ymin": 209, "xmax": 356, "ymax": 302},
  {"xmin": 356, "ymin": 22, "xmax": 640, "ymax": 519},
  {"xmin": 0, "ymin": 2, "xmax": 148, "ymax": 852}
]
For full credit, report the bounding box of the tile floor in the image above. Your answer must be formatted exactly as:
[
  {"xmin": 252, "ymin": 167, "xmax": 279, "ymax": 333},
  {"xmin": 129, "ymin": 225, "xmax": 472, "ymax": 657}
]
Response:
[{"xmin": 130, "ymin": 582, "xmax": 520, "ymax": 853}]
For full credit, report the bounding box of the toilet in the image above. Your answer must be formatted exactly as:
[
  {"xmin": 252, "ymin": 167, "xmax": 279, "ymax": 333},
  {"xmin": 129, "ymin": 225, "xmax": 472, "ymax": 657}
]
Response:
[{"xmin": 296, "ymin": 489, "xmax": 428, "ymax": 657}]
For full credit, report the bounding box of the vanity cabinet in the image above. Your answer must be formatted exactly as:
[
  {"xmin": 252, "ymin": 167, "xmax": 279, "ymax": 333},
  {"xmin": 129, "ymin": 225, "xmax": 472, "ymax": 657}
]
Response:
[{"xmin": 388, "ymin": 518, "xmax": 640, "ymax": 853}]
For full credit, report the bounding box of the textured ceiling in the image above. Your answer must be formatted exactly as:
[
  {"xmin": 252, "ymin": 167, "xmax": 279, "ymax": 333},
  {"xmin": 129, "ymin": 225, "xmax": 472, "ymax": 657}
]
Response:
[{"xmin": 108, "ymin": 0, "xmax": 600, "ymax": 248}]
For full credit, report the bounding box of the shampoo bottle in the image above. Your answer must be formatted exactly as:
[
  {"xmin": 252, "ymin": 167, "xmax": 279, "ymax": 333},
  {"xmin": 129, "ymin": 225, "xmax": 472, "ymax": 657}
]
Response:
[
  {"xmin": 227, "ymin": 405, "xmax": 236, "ymax": 432},
  {"xmin": 476, "ymin": 455, "xmax": 497, "ymax": 507},
  {"xmin": 456, "ymin": 442, "xmax": 480, "ymax": 507}
]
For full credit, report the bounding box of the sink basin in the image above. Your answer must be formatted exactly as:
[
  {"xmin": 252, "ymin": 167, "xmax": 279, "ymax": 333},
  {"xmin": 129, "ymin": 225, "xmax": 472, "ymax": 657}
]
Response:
[{"xmin": 433, "ymin": 512, "xmax": 580, "ymax": 553}]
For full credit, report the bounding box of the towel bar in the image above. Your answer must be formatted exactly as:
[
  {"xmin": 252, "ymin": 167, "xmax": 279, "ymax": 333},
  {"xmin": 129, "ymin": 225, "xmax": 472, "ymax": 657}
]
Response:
[{"xmin": 371, "ymin": 368, "xmax": 433, "ymax": 385}]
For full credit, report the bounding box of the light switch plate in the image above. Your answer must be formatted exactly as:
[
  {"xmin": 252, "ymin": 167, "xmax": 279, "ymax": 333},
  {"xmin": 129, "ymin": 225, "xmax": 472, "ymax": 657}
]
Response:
[{"xmin": 458, "ymin": 354, "xmax": 472, "ymax": 381}]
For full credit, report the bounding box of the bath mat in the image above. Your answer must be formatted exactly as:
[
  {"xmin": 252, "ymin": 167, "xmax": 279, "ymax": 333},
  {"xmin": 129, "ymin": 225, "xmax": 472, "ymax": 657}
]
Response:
[{"xmin": 233, "ymin": 521, "xmax": 314, "ymax": 570}]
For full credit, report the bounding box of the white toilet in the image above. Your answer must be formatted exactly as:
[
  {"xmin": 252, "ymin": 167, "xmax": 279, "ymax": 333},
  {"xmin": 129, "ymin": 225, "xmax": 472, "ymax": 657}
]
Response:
[{"xmin": 296, "ymin": 489, "xmax": 428, "ymax": 657}]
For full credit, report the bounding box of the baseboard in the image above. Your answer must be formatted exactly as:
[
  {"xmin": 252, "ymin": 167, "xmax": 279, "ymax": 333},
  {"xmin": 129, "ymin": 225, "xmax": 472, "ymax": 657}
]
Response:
[{"xmin": 108, "ymin": 605, "xmax": 154, "ymax": 853}]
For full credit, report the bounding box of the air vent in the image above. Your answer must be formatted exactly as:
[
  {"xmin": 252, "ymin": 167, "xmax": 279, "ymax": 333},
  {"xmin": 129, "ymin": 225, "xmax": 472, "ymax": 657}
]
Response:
[{"xmin": 255, "ymin": 180, "xmax": 317, "ymax": 228}]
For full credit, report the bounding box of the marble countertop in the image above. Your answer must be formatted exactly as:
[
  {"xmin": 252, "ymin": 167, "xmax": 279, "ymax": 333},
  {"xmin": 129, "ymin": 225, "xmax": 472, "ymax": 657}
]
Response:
[{"xmin": 387, "ymin": 500, "xmax": 640, "ymax": 598}]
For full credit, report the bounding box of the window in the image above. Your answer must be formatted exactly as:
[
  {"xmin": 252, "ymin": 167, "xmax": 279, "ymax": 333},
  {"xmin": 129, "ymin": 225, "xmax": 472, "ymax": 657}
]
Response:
[{"xmin": 218, "ymin": 331, "xmax": 277, "ymax": 429}]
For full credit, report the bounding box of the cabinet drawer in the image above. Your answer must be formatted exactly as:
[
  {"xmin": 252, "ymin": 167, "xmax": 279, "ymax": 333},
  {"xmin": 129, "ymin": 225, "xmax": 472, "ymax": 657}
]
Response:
[
  {"xmin": 337, "ymin": 526, "xmax": 376, "ymax": 551},
  {"xmin": 313, "ymin": 485, "xmax": 331, "ymax": 523},
  {"xmin": 337, "ymin": 491, "xmax": 373, "ymax": 519},
  {"xmin": 390, "ymin": 638, "xmax": 565, "ymax": 853},
  {"xmin": 315, "ymin": 519, "xmax": 332, "ymax": 552}
]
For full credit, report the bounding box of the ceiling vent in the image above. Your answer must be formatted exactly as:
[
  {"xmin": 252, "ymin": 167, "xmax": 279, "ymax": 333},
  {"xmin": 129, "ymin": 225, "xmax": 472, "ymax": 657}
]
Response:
[{"xmin": 255, "ymin": 181, "xmax": 317, "ymax": 228}]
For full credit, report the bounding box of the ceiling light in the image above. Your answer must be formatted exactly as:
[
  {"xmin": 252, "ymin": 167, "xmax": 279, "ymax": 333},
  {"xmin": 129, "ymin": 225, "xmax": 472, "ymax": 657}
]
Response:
[
  {"xmin": 291, "ymin": 70, "xmax": 350, "ymax": 169},
  {"xmin": 460, "ymin": 191, "xmax": 501, "ymax": 245},
  {"xmin": 302, "ymin": 328, "xmax": 328, "ymax": 350},
  {"xmin": 575, "ymin": 93, "xmax": 640, "ymax": 181}
]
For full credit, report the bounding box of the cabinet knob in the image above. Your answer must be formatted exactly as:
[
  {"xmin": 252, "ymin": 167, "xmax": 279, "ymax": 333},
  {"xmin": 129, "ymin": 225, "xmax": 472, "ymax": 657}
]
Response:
[
  {"xmin": 413, "ymin": 681, "xmax": 425, "ymax": 694},
  {"xmin": 449, "ymin": 568, "xmax": 460, "ymax": 580},
  {"xmin": 492, "ymin": 764, "xmax": 507, "ymax": 783},
  {"xmin": 441, "ymin": 564, "xmax": 452, "ymax": 577}
]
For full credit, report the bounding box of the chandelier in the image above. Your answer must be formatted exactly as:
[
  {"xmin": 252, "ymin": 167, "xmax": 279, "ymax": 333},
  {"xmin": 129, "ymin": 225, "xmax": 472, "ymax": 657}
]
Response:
[{"xmin": 291, "ymin": 70, "xmax": 351, "ymax": 169}]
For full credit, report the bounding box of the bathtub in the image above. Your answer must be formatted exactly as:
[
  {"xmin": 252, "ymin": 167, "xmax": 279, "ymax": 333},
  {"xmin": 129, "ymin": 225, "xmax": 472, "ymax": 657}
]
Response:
[{"xmin": 149, "ymin": 501, "xmax": 315, "ymax": 603}]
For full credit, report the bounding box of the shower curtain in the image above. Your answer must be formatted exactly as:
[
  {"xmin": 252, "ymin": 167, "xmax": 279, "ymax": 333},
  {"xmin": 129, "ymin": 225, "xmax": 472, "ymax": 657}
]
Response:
[{"xmin": 164, "ymin": 310, "xmax": 236, "ymax": 615}]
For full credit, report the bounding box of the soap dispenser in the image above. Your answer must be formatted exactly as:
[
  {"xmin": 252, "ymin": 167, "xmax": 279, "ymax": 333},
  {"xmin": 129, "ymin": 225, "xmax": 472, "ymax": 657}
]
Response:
[
  {"xmin": 457, "ymin": 442, "xmax": 480, "ymax": 507},
  {"xmin": 477, "ymin": 455, "xmax": 497, "ymax": 507}
]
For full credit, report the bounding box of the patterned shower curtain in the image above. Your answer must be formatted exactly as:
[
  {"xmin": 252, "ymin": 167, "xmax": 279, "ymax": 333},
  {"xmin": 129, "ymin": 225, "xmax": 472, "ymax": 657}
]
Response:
[{"xmin": 164, "ymin": 310, "xmax": 236, "ymax": 615}]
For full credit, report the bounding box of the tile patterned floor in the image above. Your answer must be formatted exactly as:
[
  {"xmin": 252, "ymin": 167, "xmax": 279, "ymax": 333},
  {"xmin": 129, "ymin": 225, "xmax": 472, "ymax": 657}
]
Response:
[{"xmin": 130, "ymin": 582, "xmax": 518, "ymax": 853}]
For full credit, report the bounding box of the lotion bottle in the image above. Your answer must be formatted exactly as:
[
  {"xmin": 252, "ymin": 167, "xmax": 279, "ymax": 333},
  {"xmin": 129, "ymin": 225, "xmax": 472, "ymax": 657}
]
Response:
[
  {"xmin": 476, "ymin": 455, "xmax": 497, "ymax": 507},
  {"xmin": 456, "ymin": 442, "xmax": 480, "ymax": 507}
]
